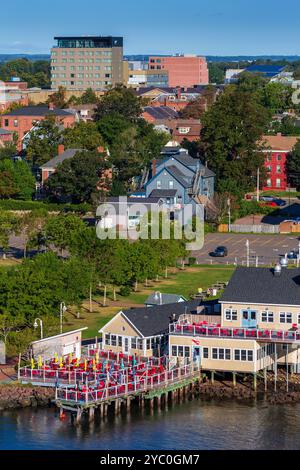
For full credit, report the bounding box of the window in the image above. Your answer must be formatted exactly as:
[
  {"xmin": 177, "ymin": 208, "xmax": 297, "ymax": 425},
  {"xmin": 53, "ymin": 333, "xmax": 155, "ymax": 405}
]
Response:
[
  {"xmin": 146, "ymin": 339, "xmax": 151, "ymax": 350},
  {"xmin": 276, "ymin": 165, "xmax": 281, "ymax": 173},
  {"xmin": 172, "ymin": 346, "xmax": 177, "ymax": 356},
  {"xmin": 105, "ymin": 334, "xmax": 110, "ymax": 346},
  {"xmin": 156, "ymin": 180, "xmax": 161, "ymax": 189},
  {"xmin": 277, "ymin": 154, "xmax": 282, "ymax": 161},
  {"xmin": 280, "ymin": 312, "xmax": 292, "ymax": 324},
  {"xmin": 261, "ymin": 311, "xmax": 274, "ymax": 323},
  {"xmin": 225, "ymin": 308, "xmax": 237, "ymax": 321},
  {"xmin": 4, "ymin": 119, "xmax": 9, "ymax": 127},
  {"xmin": 178, "ymin": 346, "xmax": 184, "ymax": 357},
  {"xmin": 137, "ymin": 338, "xmax": 143, "ymax": 350},
  {"xmin": 234, "ymin": 349, "xmax": 254, "ymax": 361},
  {"xmin": 178, "ymin": 127, "xmax": 190, "ymax": 134},
  {"xmin": 111, "ymin": 335, "xmax": 117, "ymax": 346},
  {"xmin": 184, "ymin": 347, "xmax": 190, "ymax": 357},
  {"xmin": 276, "ymin": 178, "xmax": 281, "ymax": 188},
  {"xmin": 169, "ymin": 181, "xmax": 174, "ymax": 189},
  {"xmin": 298, "ymin": 314, "xmax": 300, "ymax": 325},
  {"xmin": 131, "ymin": 338, "xmax": 137, "ymax": 349},
  {"xmin": 203, "ymin": 347, "xmax": 209, "ymax": 359},
  {"xmin": 212, "ymin": 348, "xmax": 231, "ymax": 360},
  {"xmin": 267, "ymin": 179, "xmax": 272, "ymax": 188}
]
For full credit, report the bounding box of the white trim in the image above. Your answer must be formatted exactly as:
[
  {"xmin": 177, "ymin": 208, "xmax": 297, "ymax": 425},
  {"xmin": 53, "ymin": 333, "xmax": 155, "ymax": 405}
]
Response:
[
  {"xmin": 31, "ymin": 328, "xmax": 87, "ymax": 345},
  {"xmin": 99, "ymin": 310, "xmax": 144, "ymax": 338},
  {"xmin": 220, "ymin": 301, "xmax": 300, "ymax": 308}
]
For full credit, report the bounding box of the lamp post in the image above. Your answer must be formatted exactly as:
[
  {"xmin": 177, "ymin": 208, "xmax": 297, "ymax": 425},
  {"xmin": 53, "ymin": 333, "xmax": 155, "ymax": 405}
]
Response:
[
  {"xmin": 246, "ymin": 239, "xmax": 250, "ymax": 267},
  {"xmin": 34, "ymin": 318, "xmax": 43, "ymax": 340},
  {"xmin": 227, "ymin": 198, "xmax": 231, "ymax": 233},
  {"xmin": 60, "ymin": 302, "xmax": 67, "ymax": 335}
]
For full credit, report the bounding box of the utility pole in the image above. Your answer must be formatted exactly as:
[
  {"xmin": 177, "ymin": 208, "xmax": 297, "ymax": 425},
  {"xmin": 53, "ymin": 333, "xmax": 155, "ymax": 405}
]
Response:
[
  {"xmin": 228, "ymin": 198, "xmax": 231, "ymax": 233},
  {"xmin": 246, "ymin": 239, "xmax": 250, "ymax": 267}
]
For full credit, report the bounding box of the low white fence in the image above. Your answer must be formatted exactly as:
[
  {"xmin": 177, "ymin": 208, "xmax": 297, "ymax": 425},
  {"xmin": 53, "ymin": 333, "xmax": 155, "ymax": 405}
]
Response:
[{"xmin": 230, "ymin": 224, "xmax": 279, "ymax": 234}]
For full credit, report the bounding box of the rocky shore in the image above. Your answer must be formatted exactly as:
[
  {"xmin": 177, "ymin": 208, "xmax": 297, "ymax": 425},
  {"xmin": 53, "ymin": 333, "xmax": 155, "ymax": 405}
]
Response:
[{"xmin": 0, "ymin": 384, "xmax": 55, "ymax": 411}]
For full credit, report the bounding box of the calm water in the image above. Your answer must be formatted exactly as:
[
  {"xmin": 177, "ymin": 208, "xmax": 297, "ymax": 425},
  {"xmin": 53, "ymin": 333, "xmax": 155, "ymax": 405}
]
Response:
[{"xmin": 0, "ymin": 399, "xmax": 300, "ymax": 450}]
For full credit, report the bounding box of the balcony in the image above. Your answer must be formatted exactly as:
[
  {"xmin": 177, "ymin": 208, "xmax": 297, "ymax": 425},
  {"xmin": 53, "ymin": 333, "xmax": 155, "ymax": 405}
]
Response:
[{"xmin": 169, "ymin": 322, "xmax": 300, "ymax": 344}]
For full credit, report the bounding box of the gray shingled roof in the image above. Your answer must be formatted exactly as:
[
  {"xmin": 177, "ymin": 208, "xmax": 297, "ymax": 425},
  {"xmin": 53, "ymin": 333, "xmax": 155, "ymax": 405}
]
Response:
[
  {"xmin": 220, "ymin": 267, "xmax": 300, "ymax": 306},
  {"xmin": 145, "ymin": 293, "xmax": 187, "ymax": 306},
  {"xmin": 150, "ymin": 189, "xmax": 177, "ymax": 198},
  {"xmin": 3, "ymin": 106, "xmax": 73, "ymax": 117},
  {"xmin": 122, "ymin": 300, "xmax": 203, "ymax": 337},
  {"xmin": 40, "ymin": 149, "xmax": 83, "ymax": 169},
  {"xmin": 166, "ymin": 165, "xmax": 191, "ymax": 188}
]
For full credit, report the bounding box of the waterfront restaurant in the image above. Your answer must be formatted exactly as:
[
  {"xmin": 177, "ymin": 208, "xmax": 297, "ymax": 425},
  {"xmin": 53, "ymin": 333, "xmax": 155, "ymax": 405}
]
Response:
[
  {"xmin": 169, "ymin": 266, "xmax": 300, "ymax": 375},
  {"xmin": 99, "ymin": 300, "xmax": 221, "ymax": 358}
]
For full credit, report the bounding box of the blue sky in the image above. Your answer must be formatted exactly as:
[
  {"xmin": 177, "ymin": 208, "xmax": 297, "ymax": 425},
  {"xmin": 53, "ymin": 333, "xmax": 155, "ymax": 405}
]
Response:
[{"xmin": 1, "ymin": 0, "xmax": 300, "ymax": 55}]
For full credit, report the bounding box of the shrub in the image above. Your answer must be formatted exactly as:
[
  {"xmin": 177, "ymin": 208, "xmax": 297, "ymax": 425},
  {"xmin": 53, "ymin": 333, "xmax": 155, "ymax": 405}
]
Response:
[{"xmin": 119, "ymin": 286, "xmax": 132, "ymax": 297}]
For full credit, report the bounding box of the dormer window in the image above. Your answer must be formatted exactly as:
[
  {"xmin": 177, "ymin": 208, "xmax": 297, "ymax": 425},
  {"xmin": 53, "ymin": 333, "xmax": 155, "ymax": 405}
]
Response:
[{"xmin": 178, "ymin": 127, "xmax": 191, "ymax": 134}]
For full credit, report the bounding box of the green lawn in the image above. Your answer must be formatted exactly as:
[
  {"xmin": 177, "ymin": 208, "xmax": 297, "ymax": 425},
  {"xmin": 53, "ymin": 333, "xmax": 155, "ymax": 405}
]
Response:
[{"xmin": 64, "ymin": 265, "xmax": 235, "ymax": 339}]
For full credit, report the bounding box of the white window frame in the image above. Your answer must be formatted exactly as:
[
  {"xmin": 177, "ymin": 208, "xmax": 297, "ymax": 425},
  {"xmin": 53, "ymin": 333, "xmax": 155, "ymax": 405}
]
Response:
[
  {"xmin": 224, "ymin": 308, "xmax": 238, "ymax": 321},
  {"xmin": 261, "ymin": 311, "xmax": 274, "ymax": 323}
]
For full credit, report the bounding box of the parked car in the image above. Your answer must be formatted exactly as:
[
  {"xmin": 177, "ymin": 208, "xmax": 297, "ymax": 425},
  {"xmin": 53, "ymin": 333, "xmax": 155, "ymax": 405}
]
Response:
[
  {"xmin": 259, "ymin": 201, "xmax": 277, "ymax": 208},
  {"xmin": 273, "ymin": 198, "xmax": 286, "ymax": 207},
  {"xmin": 287, "ymin": 250, "xmax": 300, "ymax": 260},
  {"xmin": 210, "ymin": 246, "xmax": 228, "ymax": 257}
]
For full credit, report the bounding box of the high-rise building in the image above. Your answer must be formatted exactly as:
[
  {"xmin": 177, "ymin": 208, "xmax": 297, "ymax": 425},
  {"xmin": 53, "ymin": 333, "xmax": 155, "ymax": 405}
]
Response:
[
  {"xmin": 148, "ymin": 55, "xmax": 209, "ymax": 87},
  {"xmin": 51, "ymin": 36, "xmax": 123, "ymax": 91}
]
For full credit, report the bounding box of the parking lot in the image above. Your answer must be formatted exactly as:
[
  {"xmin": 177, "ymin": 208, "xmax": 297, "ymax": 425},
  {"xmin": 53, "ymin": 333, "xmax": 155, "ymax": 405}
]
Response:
[{"xmin": 193, "ymin": 233, "xmax": 300, "ymax": 266}]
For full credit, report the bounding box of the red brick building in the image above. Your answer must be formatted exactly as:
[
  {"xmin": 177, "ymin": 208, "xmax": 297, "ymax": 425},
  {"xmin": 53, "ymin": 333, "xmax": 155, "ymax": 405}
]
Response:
[
  {"xmin": 0, "ymin": 105, "xmax": 76, "ymax": 150},
  {"xmin": 148, "ymin": 56, "xmax": 209, "ymax": 88},
  {"xmin": 261, "ymin": 134, "xmax": 299, "ymax": 191}
]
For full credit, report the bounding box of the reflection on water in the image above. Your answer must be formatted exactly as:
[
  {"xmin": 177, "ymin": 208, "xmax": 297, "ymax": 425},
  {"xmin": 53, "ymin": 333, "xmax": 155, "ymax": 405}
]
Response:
[{"xmin": 0, "ymin": 399, "xmax": 300, "ymax": 450}]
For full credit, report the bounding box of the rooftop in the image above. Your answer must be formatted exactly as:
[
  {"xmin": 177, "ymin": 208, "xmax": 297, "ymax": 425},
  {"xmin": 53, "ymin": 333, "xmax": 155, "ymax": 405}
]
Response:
[
  {"xmin": 220, "ymin": 267, "xmax": 300, "ymax": 306},
  {"xmin": 40, "ymin": 149, "xmax": 83, "ymax": 169},
  {"xmin": 3, "ymin": 106, "xmax": 73, "ymax": 117},
  {"xmin": 245, "ymin": 65, "xmax": 286, "ymax": 78},
  {"xmin": 143, "ymin": 106, "xmax": 178, "ymax": 120},
  {"xmin": 261, "ymin": 134, "xmax": 299, "ymax": 151}
]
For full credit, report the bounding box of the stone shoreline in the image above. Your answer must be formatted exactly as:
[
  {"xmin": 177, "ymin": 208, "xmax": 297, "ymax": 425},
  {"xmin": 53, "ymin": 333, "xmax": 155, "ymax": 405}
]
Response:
[{"xmin": 0, "ymin": 384, "xmax": 55, "ymax": 411}]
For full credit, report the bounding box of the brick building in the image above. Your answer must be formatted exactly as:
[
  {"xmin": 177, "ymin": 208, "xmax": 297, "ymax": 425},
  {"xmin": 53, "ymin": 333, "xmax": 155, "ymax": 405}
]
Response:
[
  {"xmin": 261, "ymin": 134, "xmax": 299, "ymax": 191},
  {"xmin": 0, "ymin": 105, "xmax": 76, "ymax": 150},
  {"xmin": 148, "ymin": 55, "xmax": 209, "ymax": 88}
]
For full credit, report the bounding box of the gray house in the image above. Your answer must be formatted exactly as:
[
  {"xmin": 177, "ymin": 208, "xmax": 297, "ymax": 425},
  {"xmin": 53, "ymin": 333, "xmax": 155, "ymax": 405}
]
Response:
[{"xmin": 143, "ymin": 146, "xmax": 215, "ymax": 210}]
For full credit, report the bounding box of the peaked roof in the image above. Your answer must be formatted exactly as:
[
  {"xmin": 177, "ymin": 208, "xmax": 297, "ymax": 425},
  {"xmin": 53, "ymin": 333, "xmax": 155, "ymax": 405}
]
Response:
[
  {"xmin": 3, "ymin": 105, "xmax": 73, "ymax": 117},
  {"xmin": 40, "ymin": 149, "xmax": 83, "ymax": 169},
  {"xmin": 149, "ymin": 189, "xmax": 178, "ymax": 197},
  {"xmin": 143, "ymin": 106, "xmax": 178, "ymax": 119},
  {"xmin": 122, "ymin": 300, "xmax": 203, "ymax": 337},
  {"xmin": 220, "ymin": 267, "xmax": 300, "ymax": 306},
  {"xmin": 145, "ymin": 293, "xmax": 187, "ymax": 306}
]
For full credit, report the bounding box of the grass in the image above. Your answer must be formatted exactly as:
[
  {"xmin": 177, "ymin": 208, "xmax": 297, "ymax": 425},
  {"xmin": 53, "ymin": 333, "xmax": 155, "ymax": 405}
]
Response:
[
  {"xmin": 0, "ymin": 258, "xmax": 21, "ymax": 268},
  {"xmin": 63, "ymin": 265, "xmax": 235, "ymax": 339}
]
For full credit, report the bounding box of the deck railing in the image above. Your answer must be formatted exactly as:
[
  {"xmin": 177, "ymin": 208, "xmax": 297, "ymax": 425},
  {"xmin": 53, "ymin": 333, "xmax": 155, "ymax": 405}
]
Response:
[
  {"xmin": 55, "ymin": 363, "xmax": 200, "ymax": 405},
  {"xmin": 170, "ymin": 323, "xmax": 300, "ymax": 343}
]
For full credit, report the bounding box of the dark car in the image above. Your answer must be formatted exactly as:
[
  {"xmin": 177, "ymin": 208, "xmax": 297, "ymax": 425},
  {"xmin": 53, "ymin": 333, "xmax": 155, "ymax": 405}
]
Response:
[
  {"xmin": 210, "ymin": 246, "xmax": 228, "ymax": 257},
  {"xmin": 273, "ymin": 198, "xmax": 286, "ymax": 207}
]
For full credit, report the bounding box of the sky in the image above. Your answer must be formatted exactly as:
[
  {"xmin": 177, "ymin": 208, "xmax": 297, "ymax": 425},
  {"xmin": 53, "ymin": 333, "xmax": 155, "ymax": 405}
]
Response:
[{"xmin": 1, "ymin": 0, "xmax": 300, "ymax": 56}]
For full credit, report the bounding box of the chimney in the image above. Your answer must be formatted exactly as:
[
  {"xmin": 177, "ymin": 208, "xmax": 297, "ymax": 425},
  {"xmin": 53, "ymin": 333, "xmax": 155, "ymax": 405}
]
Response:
[
  {"xmin": 58, "ymin": 144, "xmax": 65, "ymax": 155},
  {"xmin": 48, "ymin": 102, "xmax": 55, "ymax": 111},
  {"xmin": 176, "ymin": 87, "xmax": 182, "ymax": 99},
  {"xmin": 152, "ymin": 159, "xmax": 157, "ymax": 177}
]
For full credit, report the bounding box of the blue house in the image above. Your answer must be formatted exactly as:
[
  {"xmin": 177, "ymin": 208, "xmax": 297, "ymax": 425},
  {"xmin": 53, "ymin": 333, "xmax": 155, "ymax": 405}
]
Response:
[{"xmin": 142, "ymin": 146, "xmax": 215, "ymax": 211}]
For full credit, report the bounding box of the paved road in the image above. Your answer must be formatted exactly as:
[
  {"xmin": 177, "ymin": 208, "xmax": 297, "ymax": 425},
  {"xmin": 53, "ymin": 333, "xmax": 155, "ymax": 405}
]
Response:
[{"xmin": 193, "ymin": 233, "xmax": 300, "ymax": 266}]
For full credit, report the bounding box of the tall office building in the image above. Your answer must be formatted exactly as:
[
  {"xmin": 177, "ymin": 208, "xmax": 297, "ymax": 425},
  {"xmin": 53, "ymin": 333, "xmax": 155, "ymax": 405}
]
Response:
[{"xmin": 51, "ymin": 36, "xmax": 123, "ymax": 91}]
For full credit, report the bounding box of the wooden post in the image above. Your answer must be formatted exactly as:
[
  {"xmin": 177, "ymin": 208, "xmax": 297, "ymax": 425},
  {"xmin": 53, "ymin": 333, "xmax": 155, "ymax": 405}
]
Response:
[
  {"xmin": 89, "ymin": 407, "xmax": 95, "ymax": 422},
  {"xmin": 264, "ymin": 367, "xmax": 267, "ymax": 392},
  {"xmin": 100, "ymin": 403, "xmax": 104, "ymax": 418},
  {"xmin": 76, "ymin": 407, "xmax": 82, "ymax": 425},
  {"xmin": 157, "ymin": 395, "xmax": 161, "ymax": 408},
  {"xmin": 232, "ymin": 372, "xmax": 237, "ymax": 387},
  {"xmin": 211, "ymin": 371, "xmax": 215, "ymax": 384},
  {"xmin": 253, "ymin": 373, "xmax": 257, "ymax": 392}
]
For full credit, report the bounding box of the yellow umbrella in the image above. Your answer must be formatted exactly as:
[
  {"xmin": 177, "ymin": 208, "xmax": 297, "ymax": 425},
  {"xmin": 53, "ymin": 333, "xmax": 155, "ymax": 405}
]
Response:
[
  {"xmin": 69, "ymin": 352, "xmax": 73, "ymax": 364},
  {"xmin": 54, "ymin": 352, "xmax": 58, "ymax": 364},
  {"xmin": 84, "ymin": 359, "xmax": 87, "ymax": 371},
  {"xmin": 75, "ymin": 357, "xmax": 79, "ymax": 368},
  {"xmin": 38, "ymin": 356, "xmax": 43, "ymax": 368},
  {"xmin": 31, "ymin": 358, "xmax": 35, "ymax": 369},
  {"xmin": 92, "ymin": 358, "xmax": 96, "ymax": 371},
  {"xmin": 95, "ymin": 352, "xmax": 99, "ymax": 364},
  {"xmin": 59, "ymin": 357, "xmax": 64, "ymax": 369}
]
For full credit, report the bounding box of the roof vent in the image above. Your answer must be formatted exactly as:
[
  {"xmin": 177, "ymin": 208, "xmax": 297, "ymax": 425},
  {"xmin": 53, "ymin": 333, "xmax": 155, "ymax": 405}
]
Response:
[
  {"xmin": 274, "ymin": 263, "xmax": 282, "ymax": 276},
  {"xmin": 154, "ymin": 291, "xmax": 163, "ymax": 305}
]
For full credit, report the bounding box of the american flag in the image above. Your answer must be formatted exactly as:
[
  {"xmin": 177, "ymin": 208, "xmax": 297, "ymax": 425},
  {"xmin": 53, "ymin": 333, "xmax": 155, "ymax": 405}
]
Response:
[{"xmin": 192, "ymin": 339, "xmax": 201, "ymax": 345}]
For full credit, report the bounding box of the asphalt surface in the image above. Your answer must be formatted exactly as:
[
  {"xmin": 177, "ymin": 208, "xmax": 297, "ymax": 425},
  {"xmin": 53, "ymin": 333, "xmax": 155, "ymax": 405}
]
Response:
[{"xmin": 193, "ymin": 233, "xmax": 300, "ymax": 266}]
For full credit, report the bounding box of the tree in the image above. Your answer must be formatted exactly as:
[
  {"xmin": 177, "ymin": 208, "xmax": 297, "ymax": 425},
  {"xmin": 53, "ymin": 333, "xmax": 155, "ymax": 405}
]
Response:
[
  {"xmin": 47, "ymin": 86, "xmax": 67, "ymax": 108},
  {"xmin": 94, "ymin": 84, "xmax": 143, "ymax": 122},
  {"xmin": 0, "ymin": 137, "xmax": 18, "ymax": 161},
  {"xmin": 44, "ymin": 150, "xmax": 109, "ymax": 203},
  {"xmin": 286, "ymin": 141, "xmax": 300, "ymax": 189},
  {"xmin": 44, "ymin": 214, "xmax": 86, "ymax": 255},
  {"xmin": 63, "ymin": 122, "xmax": 104, "ymax": 151},
  {"xmin": 19, "ymin": 209, "xmax": 48, "ymax": 258},
  {"xmin": 80, "ymin": 88, "xmax": 99, "ymax": 104},
  {"xmin": 208, "ymin": 64, "xmax": 225, "ymax": 84},
  {"xmin": 97, "ymin": 113, "xmax": 131, "ymax": 147},
  {"xmin": 200, "ymin": 85, "xmax": 270, "ymax": 196},
  {"xmin": 0, "ymin": 211, "xmax": 19, "ymax": 258},
  {"xmin": 0, "ymin": 159, "xmax": 35, "ymax": 200},
  {"xmin": 25, "ymin": 116, "xmax": 62, "ymax": 167}
]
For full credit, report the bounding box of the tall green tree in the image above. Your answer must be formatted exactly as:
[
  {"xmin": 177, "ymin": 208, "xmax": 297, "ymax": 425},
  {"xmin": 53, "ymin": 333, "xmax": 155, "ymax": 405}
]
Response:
[
  {"xmin": 25, "ymin": 116, "xmax": 62, "ymax": 167},
  {"xmin": 286, "ymin": 140, "xmax": 300, "ymax": 189},
  {"xmin": 63, "ymin": 121, "xmax": 104, "ymax": 151},
  {"xmin": 95, "ymin": 84, "xmax": 143, "ymax": 122},
  {"xmin": 0, "ymin": 211, "xmax": 19, "ymax": 258}
]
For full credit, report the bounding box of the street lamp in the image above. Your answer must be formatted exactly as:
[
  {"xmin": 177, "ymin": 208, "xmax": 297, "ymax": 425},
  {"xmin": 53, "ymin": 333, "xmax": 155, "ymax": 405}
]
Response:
[
  {"xmin": 33, "ymin": 318, "xmax": 43, "ymax": 339},
  {"xmin": 60, "ymin": 302, "xmax": 67, "ymax": 335},
  {"xmin": 246, "ymin": 239, "xmax": 250, "ymax": 267}
]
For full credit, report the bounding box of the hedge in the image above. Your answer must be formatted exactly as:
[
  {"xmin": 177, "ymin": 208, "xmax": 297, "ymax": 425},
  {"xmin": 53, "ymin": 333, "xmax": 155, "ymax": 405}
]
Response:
[{"xmin": 0, "ymin": 199, "xmax": 93, "ymax": 213}]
